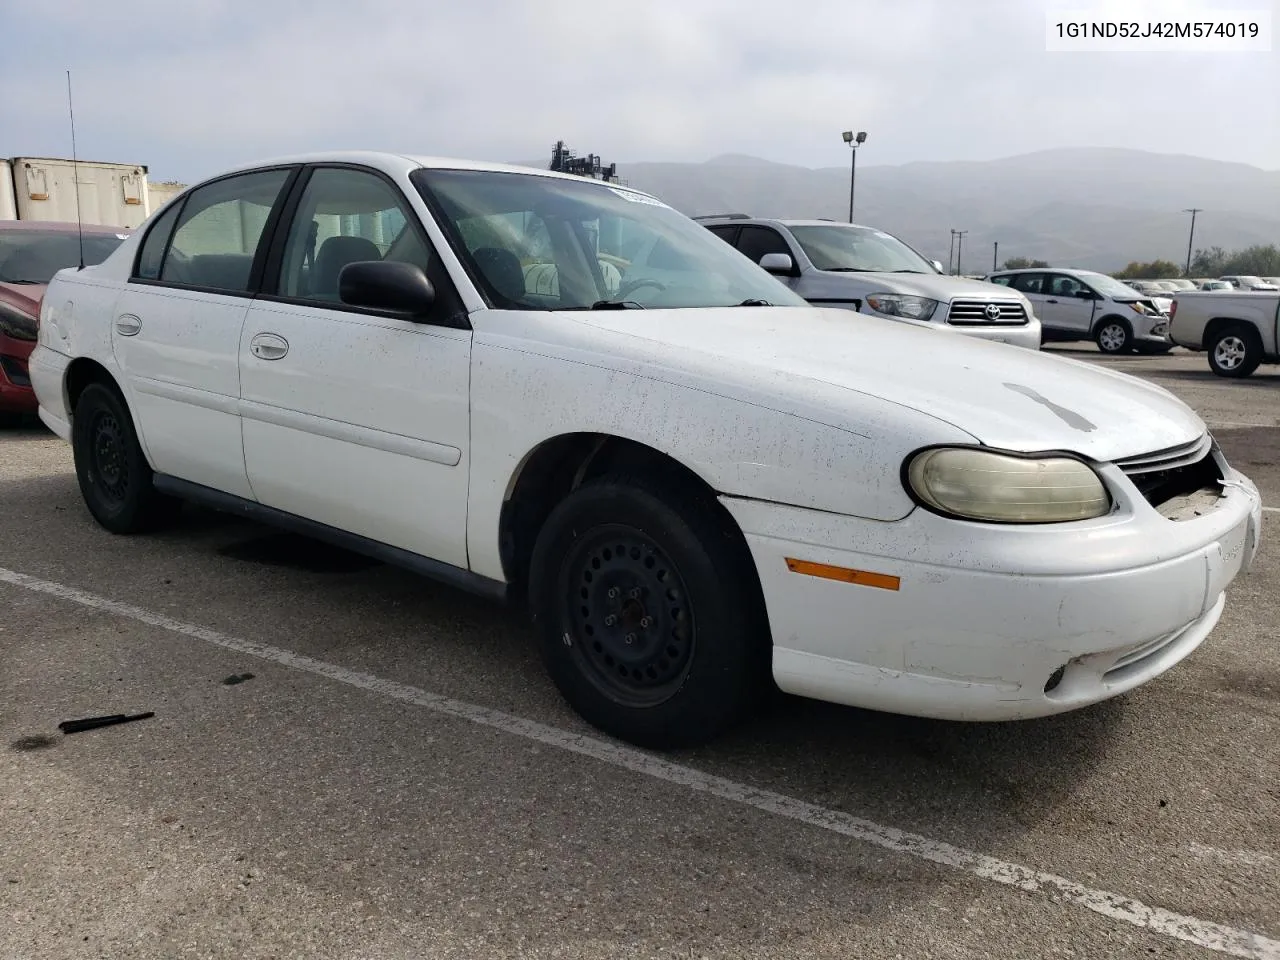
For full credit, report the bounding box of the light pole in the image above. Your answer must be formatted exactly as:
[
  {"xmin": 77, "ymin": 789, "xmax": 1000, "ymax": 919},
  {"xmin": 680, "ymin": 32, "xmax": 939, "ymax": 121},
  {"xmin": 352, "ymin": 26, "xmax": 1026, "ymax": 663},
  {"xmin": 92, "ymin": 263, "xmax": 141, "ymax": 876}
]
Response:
[
  {"xmin": 947, "ymin": 229, "xmax": 956, "ymax": 275},
  {"xmin": 992, "ymin": 241, "xmax": 999, "ymax": 271},
  {"xmin": 842, "ymin": 130, "xmax": 867, "ymax": 223},
  {"xmin": 954, "ymin": 230, "xmax": 968, "ymax": 275},
  {"xmin": 1183, "ymin": 208, "xmax": 1202, "ymax": 276}
]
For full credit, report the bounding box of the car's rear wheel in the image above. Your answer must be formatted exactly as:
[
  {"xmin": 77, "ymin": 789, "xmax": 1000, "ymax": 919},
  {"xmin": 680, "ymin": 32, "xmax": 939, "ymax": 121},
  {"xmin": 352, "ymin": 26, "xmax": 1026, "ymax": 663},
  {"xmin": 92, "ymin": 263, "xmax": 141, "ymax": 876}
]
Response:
[
  {"xmin": 72, "ymin": 382, "xmax": 179, "ymax": 533},
  {"xmin": 1207, "ymin": 325, "xmax": 1262, "ymax": 378},
  {"xmin": 528, "ymin": 473, "xmax": 768, "ymax": 748},
  {"xmin": 1094, "ymin": 317, "xmax": 1133, "ymax": 354}
]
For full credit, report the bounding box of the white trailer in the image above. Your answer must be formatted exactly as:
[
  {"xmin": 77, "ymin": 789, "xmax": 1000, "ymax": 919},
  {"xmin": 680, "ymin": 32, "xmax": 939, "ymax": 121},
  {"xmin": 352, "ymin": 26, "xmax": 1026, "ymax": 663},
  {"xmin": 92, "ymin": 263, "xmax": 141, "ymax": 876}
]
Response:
[
  {"xmin": 7, "ymin": 157, "xmax": 150, "ymax": 228},
  {"xmin": 0, "ymin": 160, "xmax": 16, "ymax": 220}
]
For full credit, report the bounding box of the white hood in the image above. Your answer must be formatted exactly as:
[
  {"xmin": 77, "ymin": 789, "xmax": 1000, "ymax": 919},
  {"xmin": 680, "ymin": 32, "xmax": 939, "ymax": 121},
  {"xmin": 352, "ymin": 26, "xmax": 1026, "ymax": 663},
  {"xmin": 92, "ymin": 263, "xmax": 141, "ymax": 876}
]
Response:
[
  {"xmin": 842, "ymin": 271, "xmax": 1024, "ymax": 302},
  {"xmin": 568, "ymin": 306, "xmax": 1204, "ymax": 463}
]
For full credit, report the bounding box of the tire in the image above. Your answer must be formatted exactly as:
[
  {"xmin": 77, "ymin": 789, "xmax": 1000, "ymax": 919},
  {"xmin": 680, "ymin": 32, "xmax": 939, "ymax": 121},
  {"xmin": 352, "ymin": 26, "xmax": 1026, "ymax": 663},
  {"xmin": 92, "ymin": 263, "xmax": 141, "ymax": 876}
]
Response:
[
  {"xmin": 72, "ymin": 382, "xmax": 179, "ymax": 533},
  {"xmin": 1094, "ymin": 317, "xmax": 1133, "ymax": 354},
  {"xmin": 1207, "ymin": 325, "xmax": 1262, "ymax": 379},
  {"xmin": 527, "ymin": 472, "xmax": 768, "ymax": 748}
]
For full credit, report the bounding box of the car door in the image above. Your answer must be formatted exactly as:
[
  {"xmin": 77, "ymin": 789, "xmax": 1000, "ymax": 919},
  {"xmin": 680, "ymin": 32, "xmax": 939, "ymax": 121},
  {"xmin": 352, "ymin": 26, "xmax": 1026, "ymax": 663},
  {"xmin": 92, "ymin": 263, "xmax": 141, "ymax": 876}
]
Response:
[
  {"xmin": 734, "ymin": 226, "xmax": 800, "ymax": 287},
  {"xmin": 111, "ymin": 167, "xmax": 296, "ymax": 498},
  {"xmin": 238, "ymin": 165, "xmax": 472, "ymax": 568},
  {"xmin": 1007, "ymin": 272, "xmax": 1050, "ymax": 328},
  {"xmin": 1039, "ymin": 274, "xmax": 1097, "ymax": 335}
]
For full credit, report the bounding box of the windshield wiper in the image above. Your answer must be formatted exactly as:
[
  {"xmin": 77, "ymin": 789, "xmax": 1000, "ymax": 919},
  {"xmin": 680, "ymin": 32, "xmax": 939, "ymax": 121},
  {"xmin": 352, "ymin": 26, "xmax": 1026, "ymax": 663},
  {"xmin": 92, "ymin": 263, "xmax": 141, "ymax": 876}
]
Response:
[
  {"xmin": 889, "ymin": 269, "xmax": 927, "ymax": 274},
  {"xmin": 590, "ymin": 299, "xmax": 645, "ymax": 310},
  {"xmin": 0, "ymin": 279, "xmax": 43, "ymax": 284},
  {"xmin": 823, "ymin": 267, "xmax": 873, "ymax": 273},
  {"xmin": 739, "ymin": 298, "xmax": 772, "ymax": 306}
]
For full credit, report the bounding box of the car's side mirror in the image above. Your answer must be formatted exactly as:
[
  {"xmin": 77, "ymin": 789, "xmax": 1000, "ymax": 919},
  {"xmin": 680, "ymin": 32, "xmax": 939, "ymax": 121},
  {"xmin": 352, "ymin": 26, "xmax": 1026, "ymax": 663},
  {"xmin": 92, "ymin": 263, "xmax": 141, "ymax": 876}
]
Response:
[
  {"xmin": 1075, "ymin": 289, "xmax": 1094, "ymax": 299},
  {"xmin": 931, "ymin": 259, "xmax": 945, "ymax": 273},
  {"xmin": 759, "ymin": 252, "xmax": 795, "ymax": 275},
  {"xmin": 339, "ymin": 261, "xmax": 436, "ymax": 318}
]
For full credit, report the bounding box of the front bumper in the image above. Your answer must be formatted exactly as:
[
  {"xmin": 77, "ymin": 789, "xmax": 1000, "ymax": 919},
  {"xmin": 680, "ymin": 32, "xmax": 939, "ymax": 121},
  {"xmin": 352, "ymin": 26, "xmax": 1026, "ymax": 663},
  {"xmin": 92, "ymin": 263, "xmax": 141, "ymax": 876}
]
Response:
[
  {"xmin": 1132, "ymin": 312, "xmax": 1170, "ymax": 344},
  {"xmin": 723, "ymin": 467, "xmax": 1261, "ymax": 721},
  {"xmin": 0, "ymin": 332, "xmax": 37, "ymax": 413},
  {"xmin": 942, "ymin": 318, "xmax": 1043, "ymax": 351}
]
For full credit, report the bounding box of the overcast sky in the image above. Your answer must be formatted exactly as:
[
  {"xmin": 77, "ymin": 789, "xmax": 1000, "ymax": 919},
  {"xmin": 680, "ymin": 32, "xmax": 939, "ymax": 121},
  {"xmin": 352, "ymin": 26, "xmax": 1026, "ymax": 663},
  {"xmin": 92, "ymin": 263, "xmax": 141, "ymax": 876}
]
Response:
[{"xmin": 2, "ymin": 0, "xmax": 1276, "ymax": 183}]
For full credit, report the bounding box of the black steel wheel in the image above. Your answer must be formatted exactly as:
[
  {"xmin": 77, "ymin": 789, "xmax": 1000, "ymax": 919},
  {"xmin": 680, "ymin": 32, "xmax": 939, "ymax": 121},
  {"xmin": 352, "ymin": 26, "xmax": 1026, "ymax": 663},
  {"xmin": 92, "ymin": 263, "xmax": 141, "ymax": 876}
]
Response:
[
  {"xmin": 72, "ymin": 382, "xmax": 178, "ymax": 533},
  {"xmin": 529, "ymin": 473, "xmax": 769, "ymax": 748},
  {"xmin": 560, "ymin": 525, "xmax": 695, "ymax": 708}
]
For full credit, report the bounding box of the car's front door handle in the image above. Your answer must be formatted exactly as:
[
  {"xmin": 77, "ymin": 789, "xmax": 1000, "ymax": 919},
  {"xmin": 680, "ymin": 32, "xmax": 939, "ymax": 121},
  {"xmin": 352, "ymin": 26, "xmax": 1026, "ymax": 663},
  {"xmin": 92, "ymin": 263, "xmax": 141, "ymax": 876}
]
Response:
[
  {"xmin": 1046, "ymin": 298, "xmax": 1059, "ymax": 304},
  {"xmin": 250, "ymin": 333, "xmax": 289, "ymax": 361},
  {"xmin": 115, "ymin": 314, "xmax": 142, "ymax": 336}
]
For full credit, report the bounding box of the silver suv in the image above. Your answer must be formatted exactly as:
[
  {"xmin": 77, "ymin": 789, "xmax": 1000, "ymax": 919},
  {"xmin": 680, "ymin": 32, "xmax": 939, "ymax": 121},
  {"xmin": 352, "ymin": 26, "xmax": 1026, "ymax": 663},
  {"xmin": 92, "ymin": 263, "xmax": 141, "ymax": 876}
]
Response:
[{"xmin": 698, "ymin": 215, "xmax": 1041, "ymax": 350}]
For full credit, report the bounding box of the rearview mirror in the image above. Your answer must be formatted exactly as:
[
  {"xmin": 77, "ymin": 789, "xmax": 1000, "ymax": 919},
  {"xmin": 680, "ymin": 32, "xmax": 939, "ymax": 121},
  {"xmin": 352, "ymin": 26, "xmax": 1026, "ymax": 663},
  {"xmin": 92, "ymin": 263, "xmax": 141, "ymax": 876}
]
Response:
[
  {"xmin": 759, "ymin": 252, "xmax": 794, "ymax": 275},
  {"xmin": 339, "ymin": 261, "xmax": 436, "ymax": 317},
  {"xmin": 931, "ymin": 259, "xmax": 944, "ymax": 273}
]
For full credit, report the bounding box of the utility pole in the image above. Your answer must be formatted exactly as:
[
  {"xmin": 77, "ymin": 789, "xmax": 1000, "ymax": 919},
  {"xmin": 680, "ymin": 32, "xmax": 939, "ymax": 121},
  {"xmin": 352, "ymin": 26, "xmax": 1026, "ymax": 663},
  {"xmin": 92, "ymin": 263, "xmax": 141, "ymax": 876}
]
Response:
[
  {"xmin": 954, "ymin": 230, "xmax": 968, "ymax": 275},
  {"xmin": 992, "ymin": 241, "xmax": 999, "ymax": 271},
  {"xmin": 1182, "ymin": 208, "xmax": 1202, "ymax": 276},
  {"xmin": 947, "ymin": 230, "xmax": 956, "ymax": 275}
]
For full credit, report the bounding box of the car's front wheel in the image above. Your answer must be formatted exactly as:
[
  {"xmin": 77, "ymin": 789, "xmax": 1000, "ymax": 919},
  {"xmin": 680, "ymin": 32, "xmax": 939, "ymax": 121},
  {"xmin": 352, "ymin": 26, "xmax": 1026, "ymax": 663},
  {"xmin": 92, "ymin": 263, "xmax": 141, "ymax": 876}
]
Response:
[
  {"xmin": 72, "ymin": 382, "xmax": 179, "ymax": 533},
  {"xmin": 1094, "ymin": 317, "xmax": 1133, "ymax": 354},
  {"xmin": 1207, "ymin": 325, "xmax": 1262, "ymax": 378},
  {"xmin": 528, "ymin": 473, "xmax": 768, "ymax": 748}
]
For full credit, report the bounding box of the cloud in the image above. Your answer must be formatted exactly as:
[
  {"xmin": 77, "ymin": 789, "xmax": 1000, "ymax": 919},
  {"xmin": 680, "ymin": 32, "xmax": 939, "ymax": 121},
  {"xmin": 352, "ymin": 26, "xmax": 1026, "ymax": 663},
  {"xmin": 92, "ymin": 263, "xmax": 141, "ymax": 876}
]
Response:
[{"xmin": 1, "ymin": 0, "xmax": 1275, "ymax": 182}]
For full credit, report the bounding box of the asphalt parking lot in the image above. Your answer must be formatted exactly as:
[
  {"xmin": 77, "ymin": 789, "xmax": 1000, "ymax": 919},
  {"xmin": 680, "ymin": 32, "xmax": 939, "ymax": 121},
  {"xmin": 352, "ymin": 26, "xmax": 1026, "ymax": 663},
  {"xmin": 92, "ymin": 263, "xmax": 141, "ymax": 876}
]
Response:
[{"xmin": 2, "ymin": 345, "xmax": 1278, "ymax": 960}]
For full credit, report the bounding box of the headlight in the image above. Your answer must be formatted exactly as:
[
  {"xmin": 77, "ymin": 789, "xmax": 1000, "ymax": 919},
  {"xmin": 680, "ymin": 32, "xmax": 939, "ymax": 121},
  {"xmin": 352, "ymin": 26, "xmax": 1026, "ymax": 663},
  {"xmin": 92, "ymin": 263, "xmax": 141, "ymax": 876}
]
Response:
[
  {"xmin": 0, "ymin": 302, "xmax": 38, "ymax": 342},
  {"xmin": 905, "ymin": 447, "xmax": 1111, "ymax": 523},
  {"xmin": 1128, "ymin": 302, "xmax": 1149, "ymax": 315},
  {"xmin": 865, "ymin": 293, "xmax": 939, "ymax": 321}
]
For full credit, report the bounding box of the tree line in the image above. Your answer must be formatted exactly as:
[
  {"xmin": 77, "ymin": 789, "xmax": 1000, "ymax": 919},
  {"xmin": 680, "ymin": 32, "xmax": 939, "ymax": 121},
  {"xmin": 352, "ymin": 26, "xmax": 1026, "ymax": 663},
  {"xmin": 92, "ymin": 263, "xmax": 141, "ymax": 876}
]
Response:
[{"xmin": 996, "ymin": 244, "xmax": 1280, "ymax": 279}]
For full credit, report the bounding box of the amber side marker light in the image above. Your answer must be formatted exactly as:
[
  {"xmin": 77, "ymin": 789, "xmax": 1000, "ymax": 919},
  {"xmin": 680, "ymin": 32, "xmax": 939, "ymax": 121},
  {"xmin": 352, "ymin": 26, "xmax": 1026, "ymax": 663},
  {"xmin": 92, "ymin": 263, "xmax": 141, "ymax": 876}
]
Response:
[{"xmin": 784, "ymin": 558, "xmax": 901, "ymax": 591}]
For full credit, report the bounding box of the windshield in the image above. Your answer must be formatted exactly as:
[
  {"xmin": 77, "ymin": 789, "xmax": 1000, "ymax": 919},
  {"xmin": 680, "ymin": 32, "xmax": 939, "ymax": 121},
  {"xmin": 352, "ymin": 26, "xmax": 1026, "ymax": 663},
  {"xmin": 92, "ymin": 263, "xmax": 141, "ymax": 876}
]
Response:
[
  {"xmin": 1077, "ymin": 271, "xmax": 1146, "ymax": 299},
  {"xmin": 0, "ymin": 230, "xmax": 127, "ymax": 284},
  {"xmin": 411, "ymin": 170, "xmax": 808, "ymax": 310},
  {"xmin": 787, "ymin": 224, "xmax": 936, "ymax": 274}
]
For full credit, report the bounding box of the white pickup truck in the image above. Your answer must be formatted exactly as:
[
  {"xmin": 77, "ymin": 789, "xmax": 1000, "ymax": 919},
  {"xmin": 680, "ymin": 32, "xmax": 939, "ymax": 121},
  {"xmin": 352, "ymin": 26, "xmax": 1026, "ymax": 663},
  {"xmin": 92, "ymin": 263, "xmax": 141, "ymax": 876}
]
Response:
[{"xmin": 1169, "ymin": 290, "xmax": 1280, "ymax": 378}]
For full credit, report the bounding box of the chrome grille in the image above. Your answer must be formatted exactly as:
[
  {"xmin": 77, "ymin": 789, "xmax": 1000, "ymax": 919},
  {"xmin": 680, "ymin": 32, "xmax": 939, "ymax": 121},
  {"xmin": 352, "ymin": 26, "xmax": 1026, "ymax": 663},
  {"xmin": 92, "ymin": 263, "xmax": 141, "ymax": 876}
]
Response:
[{"xmin": 945, "ymin": 300, "xmax": 1029, "ymax": 326}]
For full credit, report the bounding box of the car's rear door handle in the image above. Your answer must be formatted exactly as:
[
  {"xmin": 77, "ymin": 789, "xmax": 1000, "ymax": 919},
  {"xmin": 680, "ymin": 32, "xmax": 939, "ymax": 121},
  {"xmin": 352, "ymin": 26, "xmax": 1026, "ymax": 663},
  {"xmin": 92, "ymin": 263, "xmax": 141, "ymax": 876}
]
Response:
[
  {"xmin": 250, "ymin": 333, "xmax": 289, "ymax": 361},
  {"xmin": 115, "ymin": 314, "xmax": 142, "ymax": 336}
]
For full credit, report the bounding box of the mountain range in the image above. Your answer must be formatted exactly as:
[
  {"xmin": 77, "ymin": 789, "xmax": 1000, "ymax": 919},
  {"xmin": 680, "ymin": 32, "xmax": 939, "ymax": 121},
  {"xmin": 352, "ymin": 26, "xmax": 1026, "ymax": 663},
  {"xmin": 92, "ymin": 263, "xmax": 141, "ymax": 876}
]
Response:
[{"xmin": 533, "ymin": 148, "xmax": 1280, "ymax": 273}]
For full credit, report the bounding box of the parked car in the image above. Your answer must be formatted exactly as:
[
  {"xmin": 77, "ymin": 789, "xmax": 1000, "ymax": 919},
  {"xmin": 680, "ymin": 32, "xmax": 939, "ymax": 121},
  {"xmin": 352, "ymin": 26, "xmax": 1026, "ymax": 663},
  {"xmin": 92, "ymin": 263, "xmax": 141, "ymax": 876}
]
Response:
[
  {"xmin": 30, "ymin": 152, "xmax": 1262, "ymax": 746},
  {"xmin": 1199, "ymin": 280, "xmax": 1234, "ymax": 291},
  {"xmin": 696, "ymin": 215, "xmax": 1042, "ymax": 350},
  {"xmin": 1169, "ymin": 288, "xmax": 1280, "ymax": 377},
  {"xmin": 0, "ymin": 220, "xmax": 130, "ymax": 421},
  {"xmin": 1162, "ymin": 279, "xmax": 1199, "ymax": 293},
  {"xmin": 1220, "ymin": 275, "xmax": 1280, "ymax": 292},
  {"xmin": 985, "ymin": 267, "xmax": 1171, "ymax": 354}
]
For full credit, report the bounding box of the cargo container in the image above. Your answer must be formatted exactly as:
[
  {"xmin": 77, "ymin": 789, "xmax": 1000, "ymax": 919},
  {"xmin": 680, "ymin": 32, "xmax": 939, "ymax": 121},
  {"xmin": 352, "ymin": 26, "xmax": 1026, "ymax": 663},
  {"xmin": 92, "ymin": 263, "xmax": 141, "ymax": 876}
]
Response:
[
  {"xmin": 0, "ymin": 160, "xmax": 16, "ymax": 220},
  {"xmin": 5, "ymin": 157, "xmax": 150, "ymax": 228}
]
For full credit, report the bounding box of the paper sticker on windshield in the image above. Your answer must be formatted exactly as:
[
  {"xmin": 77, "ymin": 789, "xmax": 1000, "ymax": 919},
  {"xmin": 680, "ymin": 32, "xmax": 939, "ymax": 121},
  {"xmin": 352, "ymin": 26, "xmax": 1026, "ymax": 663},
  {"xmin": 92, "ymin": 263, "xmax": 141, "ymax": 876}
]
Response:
[{"xmin": 608, "ymin": 187, "xmax": 668, "ymax": 207}]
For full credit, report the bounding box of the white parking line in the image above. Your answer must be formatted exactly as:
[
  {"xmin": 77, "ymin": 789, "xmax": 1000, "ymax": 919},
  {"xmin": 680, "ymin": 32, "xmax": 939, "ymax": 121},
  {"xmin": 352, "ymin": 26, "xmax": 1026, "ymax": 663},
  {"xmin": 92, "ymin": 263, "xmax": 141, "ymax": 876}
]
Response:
[
  {"xmin": 1264, "ymin": 507, "xmax": 1280, "ymax": 514},
  {"xmin": 1, "ymin": 565, "xmax": 1277, "ymax": 960},
  {"xmin": 1207, "ymin": 422, "xmax": 1279, "ymax": 430}
]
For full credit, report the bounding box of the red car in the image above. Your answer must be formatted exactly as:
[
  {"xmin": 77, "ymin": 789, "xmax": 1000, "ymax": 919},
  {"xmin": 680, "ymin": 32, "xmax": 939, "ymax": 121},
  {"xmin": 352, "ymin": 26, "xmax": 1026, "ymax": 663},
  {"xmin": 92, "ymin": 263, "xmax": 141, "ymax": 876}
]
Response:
[{"xmin": 0, "ymin": 221, "xmax": 131, "ymax": 421}]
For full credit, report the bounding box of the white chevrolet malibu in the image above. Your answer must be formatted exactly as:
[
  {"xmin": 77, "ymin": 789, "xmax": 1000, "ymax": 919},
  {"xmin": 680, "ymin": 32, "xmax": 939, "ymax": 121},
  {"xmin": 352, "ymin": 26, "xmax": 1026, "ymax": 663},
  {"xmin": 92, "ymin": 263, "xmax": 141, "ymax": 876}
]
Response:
[{"xmin": 29, "ymin": 153, "xmax": 1262, "ymax": 747}]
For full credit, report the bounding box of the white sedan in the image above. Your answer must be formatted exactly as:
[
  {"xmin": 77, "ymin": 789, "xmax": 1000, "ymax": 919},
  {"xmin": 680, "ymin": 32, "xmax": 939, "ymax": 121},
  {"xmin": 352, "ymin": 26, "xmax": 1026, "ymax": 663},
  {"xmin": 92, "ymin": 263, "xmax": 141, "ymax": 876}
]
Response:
[{"xmin": 29, "ymin": 152, "xmax": 1263, "ymax": 747}]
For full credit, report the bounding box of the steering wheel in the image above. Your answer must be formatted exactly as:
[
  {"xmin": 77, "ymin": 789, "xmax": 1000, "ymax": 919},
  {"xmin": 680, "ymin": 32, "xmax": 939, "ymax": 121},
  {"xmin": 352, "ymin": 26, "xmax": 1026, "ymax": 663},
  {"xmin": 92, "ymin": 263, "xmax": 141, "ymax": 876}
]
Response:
[{"xmin": 614, "ymin": 277, "xmax": 667, "ymax": 300}]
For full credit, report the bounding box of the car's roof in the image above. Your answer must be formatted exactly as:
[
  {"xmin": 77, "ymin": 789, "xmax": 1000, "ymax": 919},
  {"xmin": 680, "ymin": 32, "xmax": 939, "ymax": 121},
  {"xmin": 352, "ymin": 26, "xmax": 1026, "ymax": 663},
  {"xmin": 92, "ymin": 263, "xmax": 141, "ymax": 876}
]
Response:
[
  {"xmin": 990, "ymin": 266, "xmax": 1093, "ymax": 275},
  {"xmin": 696, "ymin": 216, "xmax": 873, "ymax": 229},
  {"xmin": 209, "ymin": 150, "xmax": 659, "ymax": 195},
  {"xmin": 0, "ymin": 219, "xmax": 131, "ymax": 235}
]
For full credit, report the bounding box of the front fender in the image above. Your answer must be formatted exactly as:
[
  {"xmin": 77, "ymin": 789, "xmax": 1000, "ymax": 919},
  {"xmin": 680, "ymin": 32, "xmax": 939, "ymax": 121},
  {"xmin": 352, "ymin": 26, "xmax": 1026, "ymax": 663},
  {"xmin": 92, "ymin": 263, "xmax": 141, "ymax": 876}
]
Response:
[{"xmin": 465, "ymin": 337, "xmax": 972, "ymax": 580}]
